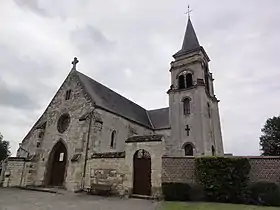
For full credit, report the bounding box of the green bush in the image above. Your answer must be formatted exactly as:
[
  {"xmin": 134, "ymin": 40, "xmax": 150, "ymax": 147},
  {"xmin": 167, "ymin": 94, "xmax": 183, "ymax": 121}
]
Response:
[
  {"xmin": 162, "ymin": 183, "xmax": 191, "ymax": 201},
  {"xmin": 250, "ymin": 182, "xmax": 280, "ymax": 206},
  {"xmin": 188, "ymin": 184, "xmax": 206, "ymax": 201},
  {"xmin": 195, "ymin": 157, "xmax": 251, "ymax": 204}
]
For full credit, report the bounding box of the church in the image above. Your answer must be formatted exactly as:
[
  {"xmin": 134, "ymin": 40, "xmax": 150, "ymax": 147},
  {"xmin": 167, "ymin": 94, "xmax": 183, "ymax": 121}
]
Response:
[{"xmin": 5, "ymin": 17, "xmax": 223, "ymax": 197}]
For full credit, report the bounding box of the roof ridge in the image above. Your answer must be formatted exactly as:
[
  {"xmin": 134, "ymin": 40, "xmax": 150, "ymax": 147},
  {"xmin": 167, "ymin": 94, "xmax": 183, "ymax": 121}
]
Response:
[{"xmin": 146, "ymin": 110, "xmax": 155, "ymax": 129}]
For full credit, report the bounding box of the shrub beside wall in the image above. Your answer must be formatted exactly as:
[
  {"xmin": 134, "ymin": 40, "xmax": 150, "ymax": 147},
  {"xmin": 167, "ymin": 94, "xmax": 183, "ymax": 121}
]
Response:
[
  {"xmin": 162, "ymin": 157, "xmax": 280, "ymax": 206},
  {"xmin": 162, "ymin": 183, "xmax": 191, "ymax": 201},
  {"xmin": 195, "ymin": 157, "xmax": 251, "ymax": 204},
  {"xmin": 250, "ymin": 182, "xmax": 280, "ymax": 206}
]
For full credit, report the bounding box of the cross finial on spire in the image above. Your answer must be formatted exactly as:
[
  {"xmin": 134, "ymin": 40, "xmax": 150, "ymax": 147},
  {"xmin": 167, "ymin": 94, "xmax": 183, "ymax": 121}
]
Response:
[
  {"xmin": 71, "ymin": 57, "xmax": 79, "ymax": 70},
  {"xmin": 185, "ymin": 5, "xmax": 193, "ymax": 19}
]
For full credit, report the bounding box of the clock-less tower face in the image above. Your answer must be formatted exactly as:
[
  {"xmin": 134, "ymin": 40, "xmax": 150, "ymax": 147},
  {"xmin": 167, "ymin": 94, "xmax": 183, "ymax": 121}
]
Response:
[{"xmin": 166, "ymin": 18, "xmax": 224, "ymax": 157}]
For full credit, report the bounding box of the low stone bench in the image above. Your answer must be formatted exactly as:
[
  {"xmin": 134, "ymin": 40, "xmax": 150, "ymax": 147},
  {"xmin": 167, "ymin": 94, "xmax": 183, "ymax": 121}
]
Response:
[{"xmin": 88, "ymin": 183, "xmax": 112, "ymax": 196}]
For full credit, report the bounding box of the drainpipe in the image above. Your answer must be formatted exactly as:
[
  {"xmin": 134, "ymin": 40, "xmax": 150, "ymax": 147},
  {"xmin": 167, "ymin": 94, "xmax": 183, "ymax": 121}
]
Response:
[
  {"xmin": 19, "ymin": 160, "xmax": 26, "ymax": 187},
  {"xmin": 79, "ymin": 109, "xmax": 95, "ymax": 190}
]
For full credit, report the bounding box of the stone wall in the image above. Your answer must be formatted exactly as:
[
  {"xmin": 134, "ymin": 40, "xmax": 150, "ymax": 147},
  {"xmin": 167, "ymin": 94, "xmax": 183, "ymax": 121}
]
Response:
[
  {"xmin": 89, "ymin": 108, "xmax": 153, "ymax": 154},
  {"xmin": 83, "ymin": 139, "xmax": 164, "ymax": 198},
  {"xmin": 85, "ymin": 157, "xmax": 128, "ymax": 195},
  {"xmin": 1, "ymin": 158, "xmax": 31, "ymax": 188},
  {"xmin": 162, "ymin": 156, "xmax": 280, "ymax": 184},
  {"xmin": 125, "ymin": 140, "xmax": 164, "ymax": 198}
]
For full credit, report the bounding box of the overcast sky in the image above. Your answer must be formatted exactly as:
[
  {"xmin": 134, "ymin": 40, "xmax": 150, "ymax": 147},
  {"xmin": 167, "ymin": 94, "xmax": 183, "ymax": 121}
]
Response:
[{"xmin": 1, "ymin": 0, "xmax": 280, "ymax": 156}]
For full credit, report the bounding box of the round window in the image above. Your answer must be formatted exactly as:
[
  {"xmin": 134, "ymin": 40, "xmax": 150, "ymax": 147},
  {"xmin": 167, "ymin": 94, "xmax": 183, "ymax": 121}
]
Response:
[{"xmin": 57, "ymin": 113, "xmax": 71, "ymax": 133}]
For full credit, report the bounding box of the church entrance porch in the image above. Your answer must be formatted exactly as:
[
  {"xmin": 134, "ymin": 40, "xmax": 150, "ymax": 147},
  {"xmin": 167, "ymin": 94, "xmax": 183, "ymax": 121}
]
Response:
[
  {"xmin": 45, "ymin": 140, "xmax": 68, "ymax": 186},
  {"xmin": 133, "ymin": 149, "xmax": 151, "ymax": 196}
]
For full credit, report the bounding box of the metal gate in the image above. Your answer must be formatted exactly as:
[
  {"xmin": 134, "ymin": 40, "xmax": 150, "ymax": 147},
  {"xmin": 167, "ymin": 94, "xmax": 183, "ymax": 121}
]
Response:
[{"xmin": 133, "ymin": 149, "xmax": 151, "ymax": 196}]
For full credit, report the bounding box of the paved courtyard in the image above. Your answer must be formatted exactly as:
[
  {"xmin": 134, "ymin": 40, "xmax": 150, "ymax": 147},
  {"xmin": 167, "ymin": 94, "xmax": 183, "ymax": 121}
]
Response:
[{"xmin": 0, "ymin": 188, "xmax": 159, "ymax": 210}]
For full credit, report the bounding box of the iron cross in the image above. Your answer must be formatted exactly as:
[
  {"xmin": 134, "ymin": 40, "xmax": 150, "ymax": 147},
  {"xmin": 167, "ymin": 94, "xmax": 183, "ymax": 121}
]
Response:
[
  {"xmin": 185, "ymin": 5, "xmax": 193, "ymax": 18},
  {"xmin": 185, "ymin": 125, "xmax": 191, "ymax": 136},
  {"xmin": 72, "ymin": 57, "xmax": 79, "ymax": 70}
]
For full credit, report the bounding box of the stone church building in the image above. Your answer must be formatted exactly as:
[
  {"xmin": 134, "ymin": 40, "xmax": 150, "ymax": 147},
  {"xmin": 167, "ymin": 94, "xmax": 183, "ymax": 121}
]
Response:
[{"xmin": 2, "ymin": 17, "xmax": 223, "ymax": 197}]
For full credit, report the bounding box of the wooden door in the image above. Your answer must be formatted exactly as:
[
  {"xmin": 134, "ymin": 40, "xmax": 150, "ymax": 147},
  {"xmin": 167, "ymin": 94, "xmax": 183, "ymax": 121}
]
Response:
[{"xmin": 133, "ymin": 149, "xmax": 151, "ymax": 196}]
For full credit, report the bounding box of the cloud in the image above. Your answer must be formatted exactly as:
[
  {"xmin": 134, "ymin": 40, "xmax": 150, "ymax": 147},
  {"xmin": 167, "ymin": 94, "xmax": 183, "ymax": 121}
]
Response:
[
  {"xmin": 1, "ymin": 0, "xmax": 280, "ymax": 156},
  {"xmin": 13, "ymin": 0, "xmax": 48, "ymax": 17},
  {"xmin": 0, "ymin": 79, "xmax": 36, "ymax": 110}
]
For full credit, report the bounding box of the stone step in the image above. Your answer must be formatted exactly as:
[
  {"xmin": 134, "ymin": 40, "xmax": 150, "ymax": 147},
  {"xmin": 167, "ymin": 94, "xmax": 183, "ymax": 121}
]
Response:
[
  {"xmin": 131, "ymin": 194, "xmax": 154, "ymax": 200},
  {"xmin": 17, "ymin": 186, "xmax": 60, "ymax": 194}
]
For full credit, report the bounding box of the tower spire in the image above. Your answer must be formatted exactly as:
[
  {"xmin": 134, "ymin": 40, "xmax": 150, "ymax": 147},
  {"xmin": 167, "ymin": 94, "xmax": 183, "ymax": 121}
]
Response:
[{"xmin": 174, "ymin": 7, "xmax": 200, "ymax": 58}]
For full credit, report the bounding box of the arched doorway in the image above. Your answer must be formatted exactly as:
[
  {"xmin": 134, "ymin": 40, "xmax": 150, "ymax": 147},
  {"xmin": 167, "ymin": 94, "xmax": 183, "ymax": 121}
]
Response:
[
  {"xmin": 133, "ymin": 149, "xmax": 151, "ymax": 196},
  {"xmin": 45, "ymin": 140, "xmax": 67, "ymax": 186}
]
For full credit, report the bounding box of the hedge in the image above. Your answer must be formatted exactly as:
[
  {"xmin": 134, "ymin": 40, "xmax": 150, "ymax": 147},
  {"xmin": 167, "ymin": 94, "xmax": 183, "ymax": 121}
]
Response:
[
  {"xmin": 250, "ymin": 182, "xmax": 280, "ymax": 206},
  {"xmin": 195, "ymin": 157, "xmax": 251, "ymax": 204},
  {"xmin": 162, "ymin": 183, "xmax": 191, "ymax": 201}
]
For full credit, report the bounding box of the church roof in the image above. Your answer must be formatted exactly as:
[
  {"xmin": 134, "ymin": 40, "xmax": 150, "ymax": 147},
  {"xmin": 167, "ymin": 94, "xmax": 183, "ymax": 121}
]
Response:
[
  {"xmin": 174, "ymin": 18, "xmax": 200, "ymax": 57},
  {"xmin": 148, "ymin": 107, "xmax": 170, "ymax": 129},
  {"xmin": 76, "ymin": 71, "xmax": 169, "ymax": 129}
]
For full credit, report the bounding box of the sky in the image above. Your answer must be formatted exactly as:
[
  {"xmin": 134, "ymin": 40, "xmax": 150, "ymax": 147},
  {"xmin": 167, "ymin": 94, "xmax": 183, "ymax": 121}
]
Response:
[{"xmin": 0, "ymin": 0, "xmax": 280, "ymax": 156}]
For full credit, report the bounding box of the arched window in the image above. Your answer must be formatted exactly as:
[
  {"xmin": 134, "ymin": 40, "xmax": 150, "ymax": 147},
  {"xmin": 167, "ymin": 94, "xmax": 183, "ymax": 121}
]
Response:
[
  {"xmin": 183, "ymin": 98, "xmax": 191, "ymax": 115},
  {"xmin": 178, "ymin": 75, "xmax": 185, "ymax": 89},
  {"xmin": 186, "ymin": 73, "xmax": 193, "ymax": 88},
  {"xmin": 110, "ymin": 130, "xmax": 116, "ymax": 149},
  {"xmin": 184, "ymin": 143, "xmax": 194, "ymax": 156},
  {"xmin": 211, "ymin": 145, "xmax": 215, "ymax": 156},
  {"xmin": 207, "ymin": 103, "xmax": 211, "ymax": 118}
]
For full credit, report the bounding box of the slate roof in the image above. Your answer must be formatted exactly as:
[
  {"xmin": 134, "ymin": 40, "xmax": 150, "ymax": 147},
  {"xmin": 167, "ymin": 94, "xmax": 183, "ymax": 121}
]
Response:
[
  {"xmin": 76, "ymin": 71, "xmax": 169, "ymax": 130},
  {"xmin": 174, "ymin": 18, "xmax": 200, "ymax": 57},
  {"xmin": 148, "ymin": 107, "xmax": 170, "ymax": 129}
]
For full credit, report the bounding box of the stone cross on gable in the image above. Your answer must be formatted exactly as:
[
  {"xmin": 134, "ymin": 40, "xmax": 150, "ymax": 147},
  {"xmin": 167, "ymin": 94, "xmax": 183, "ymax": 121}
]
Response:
[{"xmin": 71, "ymin": 57, "xmax": 79, "ymax": 70}]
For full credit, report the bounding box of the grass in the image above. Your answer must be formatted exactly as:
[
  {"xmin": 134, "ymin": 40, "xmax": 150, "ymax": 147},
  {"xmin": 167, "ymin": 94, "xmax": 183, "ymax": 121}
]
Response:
[{"xmin": 160, "ymin": 202, "xmax": 280, "ymax": 210}]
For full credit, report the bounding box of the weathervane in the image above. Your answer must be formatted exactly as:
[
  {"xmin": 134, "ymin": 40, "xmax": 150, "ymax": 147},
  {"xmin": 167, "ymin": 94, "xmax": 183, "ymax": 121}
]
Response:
[{"xmin": 185, "ymin": 5, "xmax": 193, "ymax": 19}]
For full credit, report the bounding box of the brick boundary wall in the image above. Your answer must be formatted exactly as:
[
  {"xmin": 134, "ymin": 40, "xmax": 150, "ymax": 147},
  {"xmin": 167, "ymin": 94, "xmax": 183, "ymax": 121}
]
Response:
[{"xmin": 162, "ymin": 156, "xmax": 280, "ymax": 184}]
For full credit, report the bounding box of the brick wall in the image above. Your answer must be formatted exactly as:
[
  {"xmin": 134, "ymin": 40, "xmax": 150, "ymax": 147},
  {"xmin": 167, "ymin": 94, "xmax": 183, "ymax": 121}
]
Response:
[
  {"xmin": 249, "ymin": 157, "xmax": 280, "ymax": 183},
  {"xmin": 162, "ymin": 157, "xmax": 196, "ymax": 183},
  {"xmin": 162, "ymin": 156, "xmax": 280, "ymax": 184}
]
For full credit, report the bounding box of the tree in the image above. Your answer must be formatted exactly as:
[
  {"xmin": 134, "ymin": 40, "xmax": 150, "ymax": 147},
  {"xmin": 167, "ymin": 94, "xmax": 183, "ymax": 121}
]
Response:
[
  {"xmin": 0, "ymin": 133, "xmax": 10, "ymax": 161},
  {"xmin": 260, "ymin": 116, "xmax": 280, "ymax": 156}
]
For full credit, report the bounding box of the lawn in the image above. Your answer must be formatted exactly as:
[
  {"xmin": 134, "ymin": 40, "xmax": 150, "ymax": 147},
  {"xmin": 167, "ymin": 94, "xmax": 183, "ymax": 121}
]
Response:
[{"xmin": 160, "ymin": 202, "xmax": 280, "ymax": 210}]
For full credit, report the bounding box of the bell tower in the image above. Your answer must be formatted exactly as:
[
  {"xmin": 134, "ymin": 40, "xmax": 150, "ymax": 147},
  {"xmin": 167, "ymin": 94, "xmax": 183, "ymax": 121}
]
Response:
[{"xmin": 167, "ymin": 16, "xmax": 224, "ymax": 156}]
